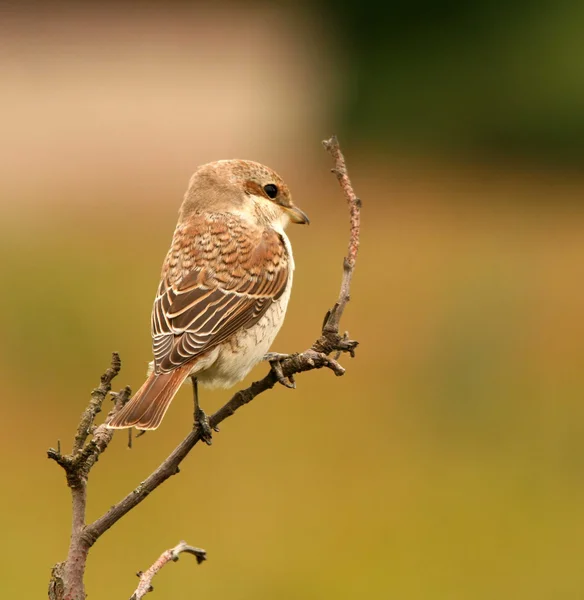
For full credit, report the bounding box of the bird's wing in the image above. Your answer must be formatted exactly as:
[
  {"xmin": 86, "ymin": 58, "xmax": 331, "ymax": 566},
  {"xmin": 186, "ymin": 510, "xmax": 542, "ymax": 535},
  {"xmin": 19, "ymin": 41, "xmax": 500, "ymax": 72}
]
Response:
[{"xmin": 151, "ymin": 215, "xmax": 290, "ymax": 373}]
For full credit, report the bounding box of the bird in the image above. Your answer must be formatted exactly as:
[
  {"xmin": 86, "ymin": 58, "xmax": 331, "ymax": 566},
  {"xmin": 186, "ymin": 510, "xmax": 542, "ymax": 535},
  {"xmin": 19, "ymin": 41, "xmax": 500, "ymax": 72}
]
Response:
[{"xmin": 107, "ymin": 159, "xmax": 309, "ymax": 435}]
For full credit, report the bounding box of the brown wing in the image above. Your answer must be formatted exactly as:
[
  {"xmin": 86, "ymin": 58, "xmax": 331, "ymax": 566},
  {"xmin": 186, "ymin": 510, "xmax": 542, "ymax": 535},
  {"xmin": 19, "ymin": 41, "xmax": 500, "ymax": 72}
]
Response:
[{"xmin": 151, "ymin": 214, "xmax": 289, "ymax": 374}]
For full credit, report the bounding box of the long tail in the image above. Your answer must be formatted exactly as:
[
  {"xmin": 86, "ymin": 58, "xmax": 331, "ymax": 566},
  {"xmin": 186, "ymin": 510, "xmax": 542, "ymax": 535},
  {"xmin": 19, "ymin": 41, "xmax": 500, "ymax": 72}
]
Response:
[{"xmin": 107, "ymin": 365, "xmax": 191, "ymax": 430}]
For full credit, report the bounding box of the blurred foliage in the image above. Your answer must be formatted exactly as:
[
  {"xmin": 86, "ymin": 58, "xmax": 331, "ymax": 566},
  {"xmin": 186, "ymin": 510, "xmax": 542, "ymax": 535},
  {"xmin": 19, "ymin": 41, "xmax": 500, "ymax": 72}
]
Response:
[{"xmin": 322, "ymin": 0, "xmax": 584, "ymax": 162}]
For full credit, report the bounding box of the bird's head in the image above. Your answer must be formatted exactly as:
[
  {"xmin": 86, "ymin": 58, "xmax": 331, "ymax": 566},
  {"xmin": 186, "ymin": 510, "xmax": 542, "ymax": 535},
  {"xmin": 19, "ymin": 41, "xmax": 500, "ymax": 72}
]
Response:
[{"xmin": 180, "ymin": 159, "xmax": 309, "ymax": 228}]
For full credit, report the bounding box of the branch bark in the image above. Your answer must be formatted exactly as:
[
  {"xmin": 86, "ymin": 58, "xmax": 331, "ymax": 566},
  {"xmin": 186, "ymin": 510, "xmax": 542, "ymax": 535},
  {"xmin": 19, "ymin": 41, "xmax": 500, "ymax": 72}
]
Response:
[
  {"xmin": 48, "ymin": 136, "xmax": 361, "ymax": 599},
  {"xmin": 48, "ymin": 355, "xmax": 131, "ymax": 600},
  {"xmin": 320, "ymin": 135, "xmax": 361, "ymax": 336},
  {"xmin": 130, "ymin": 541, "xmax": 206, "ymax": 600}
]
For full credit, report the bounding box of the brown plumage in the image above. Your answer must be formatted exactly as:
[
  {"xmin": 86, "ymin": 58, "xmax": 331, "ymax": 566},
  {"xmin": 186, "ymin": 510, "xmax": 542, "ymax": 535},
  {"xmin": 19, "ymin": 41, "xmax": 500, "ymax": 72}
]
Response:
[
  {"xmin": 110, "ymin": 366, "xmax": 192, "ymax": 430},
  {"xmin": 108, "ymin": 159, "xmax": 308, "ymax": 430}
]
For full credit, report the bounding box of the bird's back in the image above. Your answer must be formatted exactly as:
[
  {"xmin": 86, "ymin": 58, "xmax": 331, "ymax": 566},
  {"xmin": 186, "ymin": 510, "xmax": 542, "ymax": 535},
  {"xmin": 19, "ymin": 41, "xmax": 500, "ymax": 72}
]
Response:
[{"xmin": 151, "ymin": 211, "xmax": 293, "ymax": 385}]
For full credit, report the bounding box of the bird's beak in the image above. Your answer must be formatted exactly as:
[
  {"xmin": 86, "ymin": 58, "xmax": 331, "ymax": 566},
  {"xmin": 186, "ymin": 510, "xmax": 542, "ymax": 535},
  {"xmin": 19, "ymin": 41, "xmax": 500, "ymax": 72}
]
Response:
[{"xmin": 286, "ymin": 205, "xmax": 310, "ymax": 225}]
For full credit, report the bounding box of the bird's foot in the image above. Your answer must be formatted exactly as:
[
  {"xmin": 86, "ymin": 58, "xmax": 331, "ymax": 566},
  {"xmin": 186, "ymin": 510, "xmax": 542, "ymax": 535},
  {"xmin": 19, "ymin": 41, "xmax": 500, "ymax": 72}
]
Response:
[
  {"xmin": 195, "ymin": 407, "xmax": 213, "ymax": 445},
  {"xmin": 264, "ymin": 352, "xmax": 297, "ymax": 389}
]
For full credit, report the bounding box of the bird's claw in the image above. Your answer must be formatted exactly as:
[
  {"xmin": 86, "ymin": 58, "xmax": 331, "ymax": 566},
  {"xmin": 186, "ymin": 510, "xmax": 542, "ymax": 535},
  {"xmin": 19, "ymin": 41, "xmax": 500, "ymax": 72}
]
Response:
[
  {"xmin": 195, "ymin": 408, "xmax": 213, "ymax": 445},
  {"xmin": 264, "ymin": 352, "xmax": 297, "ymax": 389}
]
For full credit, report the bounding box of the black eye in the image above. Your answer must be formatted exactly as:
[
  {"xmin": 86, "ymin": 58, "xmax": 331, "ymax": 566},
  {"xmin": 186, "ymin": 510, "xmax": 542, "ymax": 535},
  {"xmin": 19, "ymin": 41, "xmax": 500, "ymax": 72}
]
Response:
[{"xmin": 264, "ymin": 184, "xmax": 278, "ymax": 199}]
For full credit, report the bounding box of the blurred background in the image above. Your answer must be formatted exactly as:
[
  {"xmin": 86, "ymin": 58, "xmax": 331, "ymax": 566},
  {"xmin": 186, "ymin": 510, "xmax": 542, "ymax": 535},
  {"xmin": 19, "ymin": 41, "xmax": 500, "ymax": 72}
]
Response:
[{"xmin": 2, "ymin": 1, "xmax": 584, "ymax": 598}]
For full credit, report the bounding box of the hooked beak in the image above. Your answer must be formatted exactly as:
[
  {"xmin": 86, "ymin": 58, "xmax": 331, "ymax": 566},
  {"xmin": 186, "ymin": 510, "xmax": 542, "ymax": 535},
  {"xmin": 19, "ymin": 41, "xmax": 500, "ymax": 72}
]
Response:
[{"xmin": 286, "ymin": 205, "xmax": 310, "ymax": 225}]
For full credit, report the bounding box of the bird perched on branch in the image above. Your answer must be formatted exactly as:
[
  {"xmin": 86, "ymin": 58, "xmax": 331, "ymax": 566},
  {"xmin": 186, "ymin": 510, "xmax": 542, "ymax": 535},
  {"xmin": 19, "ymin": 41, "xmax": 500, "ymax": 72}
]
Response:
[{"xmin": 107, "ymin": 160, "xmax": 309, "ymax": 438}]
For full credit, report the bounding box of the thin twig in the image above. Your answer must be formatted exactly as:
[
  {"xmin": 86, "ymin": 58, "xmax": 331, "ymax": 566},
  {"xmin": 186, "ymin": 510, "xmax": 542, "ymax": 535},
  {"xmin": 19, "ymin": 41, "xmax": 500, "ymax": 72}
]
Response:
[
  {"xmin": 130, "ymin": 541, "xmax": 206, "ymax": 600},
  {"xmin": 73, "ymin": 353, "xmax": 122, "ymax": 453},
  {"xmin": 320, "ymin": 135, "xmax": 361, "ymax": 335}
]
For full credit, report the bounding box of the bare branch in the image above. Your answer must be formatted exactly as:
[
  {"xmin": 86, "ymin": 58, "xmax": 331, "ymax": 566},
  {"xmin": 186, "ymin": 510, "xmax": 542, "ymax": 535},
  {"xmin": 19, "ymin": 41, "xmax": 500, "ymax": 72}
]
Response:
[
  {"xmin": 48, "ymin": 354, "xmax": 130, "ymax": 600},
  {"xmin": 48, "ymin": 136, "xmax": 362, "ymax": 599},
  {"xmin": 83, "ymin": 351, "xmax": 353, "ymax": 548},
  {"xmin": 82, "ymin": 137, "xmax": 362, "ymax": 549},
  {"xmin": 73, "ymin": 352, "xmax": 122, "ymax": 453},
  {"xmin": 320, "ymin": 135, "xmax": 361, "ymax": 336},
  {"xmin": 130, "ymin": 541, "xmax": 206, "ymax": 600}
]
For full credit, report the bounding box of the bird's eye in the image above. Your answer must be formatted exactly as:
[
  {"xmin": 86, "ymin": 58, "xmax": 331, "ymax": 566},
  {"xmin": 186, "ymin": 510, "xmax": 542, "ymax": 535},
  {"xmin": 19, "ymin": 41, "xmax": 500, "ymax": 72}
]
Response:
[{"xmin": 264, "ymin": 184, "xmax": 278, "ymax": 199}]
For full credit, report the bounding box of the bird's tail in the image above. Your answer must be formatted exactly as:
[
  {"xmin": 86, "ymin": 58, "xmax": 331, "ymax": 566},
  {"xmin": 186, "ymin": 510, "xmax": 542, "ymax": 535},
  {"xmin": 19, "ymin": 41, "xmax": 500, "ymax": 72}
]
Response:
[{"xmin": 107, "ymin": 365, "xmax": 191, "ymax": 430}]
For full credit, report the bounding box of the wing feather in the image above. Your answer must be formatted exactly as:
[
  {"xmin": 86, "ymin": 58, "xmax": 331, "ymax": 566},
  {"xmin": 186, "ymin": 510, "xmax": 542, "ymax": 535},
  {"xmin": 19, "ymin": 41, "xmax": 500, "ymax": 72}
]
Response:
[{"xmin": 151, "ymin": 214, "xmax": 290, "ymax": 374}]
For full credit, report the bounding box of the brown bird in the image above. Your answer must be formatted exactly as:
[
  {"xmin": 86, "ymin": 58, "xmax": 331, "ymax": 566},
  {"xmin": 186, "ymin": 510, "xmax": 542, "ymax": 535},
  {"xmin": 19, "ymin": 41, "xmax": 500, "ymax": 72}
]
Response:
[{"xmin": 107, "ymin": 160, "xmax": 309, "ymax": 434}]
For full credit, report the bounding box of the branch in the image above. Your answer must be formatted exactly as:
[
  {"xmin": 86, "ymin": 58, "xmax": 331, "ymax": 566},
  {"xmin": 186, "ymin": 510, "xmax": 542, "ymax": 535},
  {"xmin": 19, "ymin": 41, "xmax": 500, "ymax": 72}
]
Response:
[
  {"xmin": 48, "ymin": 136, "xmax": 362, "ymax": 599},
  {"xmin": 320, "ymin": 134, "xmax": 361, "ymax": 335},
  {"xmin": 130, "ymin": 541, "xmax": 206, "ymax": 600},
  {"xmin": 82, "ymin": 136, "xmax": 361, "ymax": 546},
  {"xmin": 48, "ymin": 353, "xmax": 131, "ymax": 600}
]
